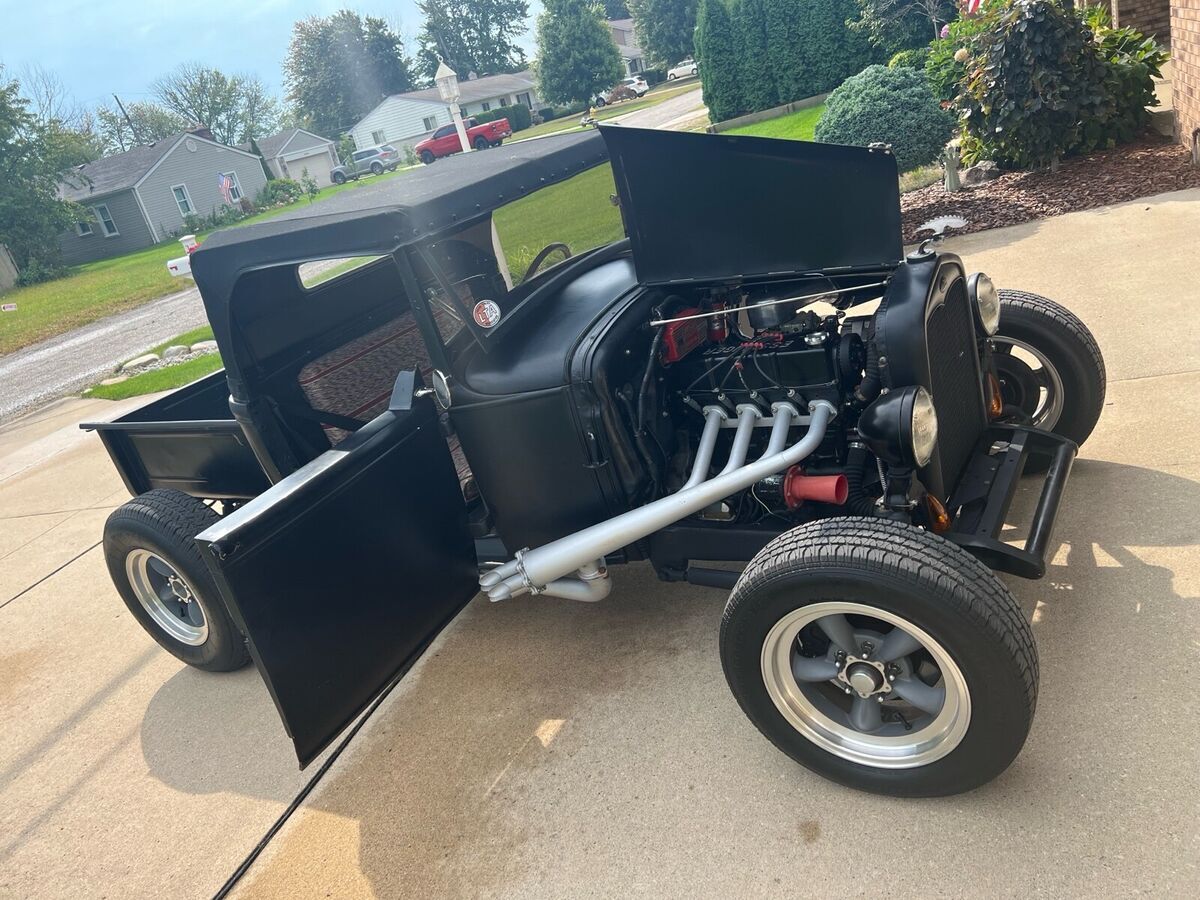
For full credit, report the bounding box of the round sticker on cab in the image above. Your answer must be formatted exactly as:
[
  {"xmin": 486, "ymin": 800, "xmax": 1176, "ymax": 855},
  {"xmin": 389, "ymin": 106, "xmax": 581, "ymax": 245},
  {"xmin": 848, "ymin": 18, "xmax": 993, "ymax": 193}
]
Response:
[{"xmin": 473, "ymin": 299, "xmax": 502, "ymax": 328}]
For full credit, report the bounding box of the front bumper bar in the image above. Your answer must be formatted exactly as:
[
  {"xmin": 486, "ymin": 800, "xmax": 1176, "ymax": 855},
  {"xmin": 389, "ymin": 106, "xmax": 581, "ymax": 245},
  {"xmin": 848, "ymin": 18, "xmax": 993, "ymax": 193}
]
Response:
[{"xmin": 944, "ymin": 425, "xmax": 1077, "ymax": 579}]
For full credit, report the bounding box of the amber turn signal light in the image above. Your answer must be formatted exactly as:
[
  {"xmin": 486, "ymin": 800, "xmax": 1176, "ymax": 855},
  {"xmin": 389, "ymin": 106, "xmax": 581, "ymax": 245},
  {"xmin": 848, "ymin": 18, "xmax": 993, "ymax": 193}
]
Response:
[
  {"xmin": 926, "ymin": 493, "xmax": 952, "ymax": 534},
  {"xmin": 986, "ymin": 372, "xmax": 1004, "ymax": 419}
]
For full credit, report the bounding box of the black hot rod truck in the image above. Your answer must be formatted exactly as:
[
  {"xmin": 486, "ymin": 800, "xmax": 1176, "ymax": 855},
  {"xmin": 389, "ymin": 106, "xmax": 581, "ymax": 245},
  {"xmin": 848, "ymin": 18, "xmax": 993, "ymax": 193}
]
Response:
[{"xmin": 85, "ymin": 127, "xmax": 1104, "ymax": 797}]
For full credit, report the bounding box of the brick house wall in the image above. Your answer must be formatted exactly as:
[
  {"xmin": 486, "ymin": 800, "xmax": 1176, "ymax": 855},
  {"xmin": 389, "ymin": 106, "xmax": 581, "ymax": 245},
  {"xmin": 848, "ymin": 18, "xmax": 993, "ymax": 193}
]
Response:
[
  {"xmin": 1112, "ymin": 0, "xmax": 1173, "ymax": 42},
  {"xmin": 1174, "ymin": 0, "xmax": 1200, "ymax": 153}
]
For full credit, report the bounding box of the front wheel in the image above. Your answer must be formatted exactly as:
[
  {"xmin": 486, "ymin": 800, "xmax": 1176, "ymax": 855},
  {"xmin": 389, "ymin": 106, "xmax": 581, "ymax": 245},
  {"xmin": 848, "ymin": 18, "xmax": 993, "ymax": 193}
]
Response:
[
  {"xmin": 993, "ymin": 290, "xmax": 1106, "ymax": 453},
  {"xmin": 720, "ymin": 518, "xmax": 1037, "ymax": 797},
  {"xmin": 104, "ymin": 490, "xmax": 250, "ymax": 672},
  {"xmin": 331, "ymin": 171, "xmax": 346, "ymax": 185},
  {"xmin": 420, "ymin": 150, "xmax": 435, "ymax": 165}
]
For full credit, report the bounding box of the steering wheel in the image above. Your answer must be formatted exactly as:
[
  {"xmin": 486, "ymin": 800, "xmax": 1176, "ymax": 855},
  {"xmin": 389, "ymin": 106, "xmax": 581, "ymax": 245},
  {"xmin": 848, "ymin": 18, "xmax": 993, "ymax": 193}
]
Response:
[{"xmin": 520, "ymin": 243, "xmax": 572, "ymax": 284}]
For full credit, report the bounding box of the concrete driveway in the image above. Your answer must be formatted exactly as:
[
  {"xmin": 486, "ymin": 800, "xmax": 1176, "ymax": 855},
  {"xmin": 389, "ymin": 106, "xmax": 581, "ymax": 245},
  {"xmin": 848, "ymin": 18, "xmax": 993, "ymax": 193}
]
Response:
[{"xmin": 1, "ymin": 189, "xmax": 1197, "ymax": 898}]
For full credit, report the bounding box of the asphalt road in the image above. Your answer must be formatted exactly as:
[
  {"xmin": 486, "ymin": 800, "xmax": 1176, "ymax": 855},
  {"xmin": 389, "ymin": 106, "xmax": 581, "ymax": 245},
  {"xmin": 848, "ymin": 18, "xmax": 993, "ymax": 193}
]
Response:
[{"xmin": 0, "ymin": 86, "xmax": 706, "ymax": 426}]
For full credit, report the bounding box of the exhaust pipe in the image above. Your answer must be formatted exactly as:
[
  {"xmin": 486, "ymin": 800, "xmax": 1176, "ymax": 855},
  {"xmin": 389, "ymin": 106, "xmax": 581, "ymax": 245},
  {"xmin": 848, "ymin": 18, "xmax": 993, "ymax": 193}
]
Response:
[{"xmin": 481, "ymin": 400, "xmax": 836, "ymax": 601}]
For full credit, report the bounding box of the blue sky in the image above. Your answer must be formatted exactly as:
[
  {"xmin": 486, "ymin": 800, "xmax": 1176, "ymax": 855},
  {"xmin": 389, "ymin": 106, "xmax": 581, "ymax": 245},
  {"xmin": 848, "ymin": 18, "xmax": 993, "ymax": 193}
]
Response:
[{"xmin": 0, "ymin": 0, "xmax": 541, "ymax": 109}]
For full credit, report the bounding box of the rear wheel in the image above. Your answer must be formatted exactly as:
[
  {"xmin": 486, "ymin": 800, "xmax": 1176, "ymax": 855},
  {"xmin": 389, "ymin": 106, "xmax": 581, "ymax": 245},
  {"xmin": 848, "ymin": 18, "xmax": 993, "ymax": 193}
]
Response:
[
  {"xmin": 104, "ymin": 490, "xmax": 249, "ymax": 672},
  {"xmin": 474, "ymin": 136, "xmax": 489, "ymax": 150},
  {"xmin": 721, "ymin": 517, "xmax": 1037, "ymax": 797},
  {"xmin": 668, "ymin": 73, "xmax": 677, "ymax": 80},
  {"xmin": 994, "ymin": 290, "xmax": 1105, "ymax": 466},
  {"xmin": 370, "ymin": 161, "xmax": 384, "ymax": 175},
  {"xmin": 420, "ymin": 150, "xmax": 435, "ymax": 165}
]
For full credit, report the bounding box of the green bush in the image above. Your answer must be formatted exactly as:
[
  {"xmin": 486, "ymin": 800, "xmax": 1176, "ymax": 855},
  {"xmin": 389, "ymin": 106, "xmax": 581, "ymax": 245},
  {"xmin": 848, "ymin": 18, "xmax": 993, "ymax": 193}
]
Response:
[
  {"xmin": 957, "ymin": 0, "xmax": 1166, "ymax": 167},
  {"xmin": 256, "ymin": 178, "xmax": 303, "ymax": 207},
  {"xmin": 925, "ymin": 12, "xmax": 993, "ymax": 103},
  {"xmin": 814, "ymin": 64, "xmax": 955, "ymax": 171},
  {"xmin": 475, "ymin": 104, "xmax": 532, "ymax": 131},
  {"xmin": 888, "ymin": 48, "xmax": 930, "ymax": 70},
  {"xmin": 537, "ymin": 107, "xmax": 558, "ymax": 121}
]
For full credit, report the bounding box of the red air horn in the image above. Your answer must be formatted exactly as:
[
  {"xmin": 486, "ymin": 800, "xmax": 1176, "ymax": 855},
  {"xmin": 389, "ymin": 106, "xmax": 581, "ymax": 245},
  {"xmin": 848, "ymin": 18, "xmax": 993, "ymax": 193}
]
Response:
[{"xmin": 783, "ymin": 467, "xmax": 848, "ymax": 507}]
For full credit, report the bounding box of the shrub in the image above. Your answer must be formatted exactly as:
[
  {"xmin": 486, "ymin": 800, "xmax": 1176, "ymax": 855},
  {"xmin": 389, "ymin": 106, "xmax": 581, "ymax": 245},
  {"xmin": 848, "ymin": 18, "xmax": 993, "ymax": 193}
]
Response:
[
  {"xmin": 256, "ymin": 178, "xmax": 303, "ymax": 207},
  {"xmin": 764, "ymin": 0, "xmax": 880, "ymax": 105},
  {"xmin": 957, "ymin": 0, "xmax": 1165, "ymax": 167},
  {"xmin": 475, "ymin": 104, "xmax": 532, "ymax": 131},
  {"xmin": 814, "ymin": 64, "xmax": 955, "ymax": 171},
  {"xmin": 15, "ymin": 255, "xmax": 67, "ymax": 287},
  {"xmin": 537, "ymin": 107, "xmax": 558, "ymax": 121},
  {"xmin": 925, "ymin": 11, "xmax": 993, "ymax": 103},
  {"xmin": 888, "ymin": 48, "xmax": 929, "ymax": 70}
]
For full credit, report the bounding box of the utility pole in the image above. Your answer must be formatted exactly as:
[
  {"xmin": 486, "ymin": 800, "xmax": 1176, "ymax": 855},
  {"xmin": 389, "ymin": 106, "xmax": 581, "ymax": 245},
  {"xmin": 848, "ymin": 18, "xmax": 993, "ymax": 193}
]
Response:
[{"xmin": 113, "ymin": 94, "xmax": 141, "ymax": 148}]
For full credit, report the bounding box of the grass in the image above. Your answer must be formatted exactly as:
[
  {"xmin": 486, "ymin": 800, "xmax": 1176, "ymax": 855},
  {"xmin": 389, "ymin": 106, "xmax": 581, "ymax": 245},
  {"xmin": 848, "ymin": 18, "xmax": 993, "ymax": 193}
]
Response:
[
  {"xmin": 724, "ymin": 104, "xmax": 826, "ymax": 141},
  {"xmin": 150, "ymin": 325, "xmax": 213, "ymax": 356},
  {"xmin": 493, "ymin": 164, "xmax": 625, "ymax": 281},
  {"xmin": 0, "ymin": 166, "xmax": 415, "ymax": 357},
  {"xmin": 88, "ymin": 353, "xmax": 224, "ymax": 401}
]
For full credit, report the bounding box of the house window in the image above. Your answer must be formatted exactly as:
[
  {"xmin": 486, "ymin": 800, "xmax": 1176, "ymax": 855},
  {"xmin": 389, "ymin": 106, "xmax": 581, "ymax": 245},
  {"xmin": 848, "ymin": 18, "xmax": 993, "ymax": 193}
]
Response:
[
  {"xmin": 93, "ymin": 204, "xmax": 118, "ymax": 237},
  {"xmin": 517, "ymin": 92, "xmax": 531, "ymax": 108},
  {"xmin": 498, "ymin": 97, "xmax": 508, "ymax": 107},
  {"xmin": 481, "ymin": 101, "xmax": 491, "ymax": 112},
  {"xmin": 422, "ymin": 115, "xmax": 437, "ymax": 131},
  {"xmin": 223, "ymin": 171, "xmax": 243, "ymax": 202},
  {"xmin": 371, "ymin": 129, "xmax": 385, "ymax": 145},
  {"xmin": 172, "ymin": 184, "xmax": 194, "ymax": 217},
  {"xmin": 75, "ymin": 219, "xmax": 93, "ymax": 237}
]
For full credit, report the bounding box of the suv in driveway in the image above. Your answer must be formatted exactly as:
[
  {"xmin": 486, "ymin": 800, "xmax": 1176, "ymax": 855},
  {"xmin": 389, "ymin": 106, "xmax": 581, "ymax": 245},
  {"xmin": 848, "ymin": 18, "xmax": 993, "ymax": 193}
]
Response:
[{"xmin": 330, "ymin": 145, "xmax": 401, "ymax": 184}]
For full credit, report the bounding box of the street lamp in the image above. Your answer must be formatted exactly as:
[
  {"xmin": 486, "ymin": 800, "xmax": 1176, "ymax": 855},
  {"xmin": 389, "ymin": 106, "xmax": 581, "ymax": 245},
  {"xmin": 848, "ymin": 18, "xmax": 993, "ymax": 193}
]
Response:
[{"xmin": 434, "ymin": 59, "xmax": 472, "ymax": 154}]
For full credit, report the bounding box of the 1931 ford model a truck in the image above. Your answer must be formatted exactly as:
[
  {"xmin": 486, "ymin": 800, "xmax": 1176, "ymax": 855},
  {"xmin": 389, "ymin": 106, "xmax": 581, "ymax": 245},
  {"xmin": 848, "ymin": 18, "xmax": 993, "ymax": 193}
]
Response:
[{"xmin": 86, "ymin": 127, "xmax": 1104, "ymax": 797}]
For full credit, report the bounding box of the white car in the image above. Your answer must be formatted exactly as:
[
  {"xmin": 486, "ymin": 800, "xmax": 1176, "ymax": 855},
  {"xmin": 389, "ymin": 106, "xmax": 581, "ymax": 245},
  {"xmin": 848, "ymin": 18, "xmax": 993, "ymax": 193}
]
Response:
[
  {"xmin": 619, "ymin": 76, "xmax": 649, "ymax": 96},
  {"xmin": 667, "ymin": 59, "xmax": 698, "ymax": 80}
]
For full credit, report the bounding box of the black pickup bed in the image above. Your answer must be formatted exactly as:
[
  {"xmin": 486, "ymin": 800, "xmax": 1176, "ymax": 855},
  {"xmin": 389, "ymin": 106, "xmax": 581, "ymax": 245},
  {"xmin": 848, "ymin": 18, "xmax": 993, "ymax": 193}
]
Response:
[{"xmin": 82, "ymin": 371, "xmax": 268, "ymax": 500}]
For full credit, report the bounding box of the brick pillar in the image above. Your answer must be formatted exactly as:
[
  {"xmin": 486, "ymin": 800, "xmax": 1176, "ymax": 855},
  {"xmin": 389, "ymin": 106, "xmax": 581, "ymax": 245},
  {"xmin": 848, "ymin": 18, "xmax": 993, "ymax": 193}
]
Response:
[
  {"xmin": 1114, "ymin": 0, "xmax": 1173, "ymax": 42},
  {"xmin": 1174, "ymin": 0, "xmax": 1200, "ymax": 155}
]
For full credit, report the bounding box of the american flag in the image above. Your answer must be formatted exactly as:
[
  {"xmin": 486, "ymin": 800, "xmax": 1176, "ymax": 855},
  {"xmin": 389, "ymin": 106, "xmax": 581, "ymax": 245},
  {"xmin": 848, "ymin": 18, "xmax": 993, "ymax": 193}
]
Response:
[
  {"xmin": 217, "ymin": 173, "xmax": 234, "ymax": 205},
  {"xmin": 964, "ymin": 0, "xmax": 984, "ymax": 12}
]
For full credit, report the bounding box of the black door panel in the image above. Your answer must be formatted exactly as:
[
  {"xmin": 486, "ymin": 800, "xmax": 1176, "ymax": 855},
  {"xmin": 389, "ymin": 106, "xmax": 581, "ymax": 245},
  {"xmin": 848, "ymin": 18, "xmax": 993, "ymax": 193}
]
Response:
[{"xmin": 196, "ymin": 403, "xmax": 476, "ymax": 766}]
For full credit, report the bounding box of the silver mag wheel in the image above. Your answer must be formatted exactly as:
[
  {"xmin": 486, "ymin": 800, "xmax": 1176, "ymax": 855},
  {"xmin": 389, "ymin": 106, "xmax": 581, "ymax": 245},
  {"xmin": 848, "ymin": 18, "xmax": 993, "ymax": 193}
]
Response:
[
  {"xmin": 991, "ymin": 335, "xmax": 1066, "ymax": 431},
  {"xmin": 760, "ymin": 601, "xmax": 970, "ymax": 768},
  {"xmin": 720, "ymin": 517, "xmax": 1038, "ymax": 797},
  {"xmin": 125, "ymin": 548, "xmax": 208, "ymax": 646}
]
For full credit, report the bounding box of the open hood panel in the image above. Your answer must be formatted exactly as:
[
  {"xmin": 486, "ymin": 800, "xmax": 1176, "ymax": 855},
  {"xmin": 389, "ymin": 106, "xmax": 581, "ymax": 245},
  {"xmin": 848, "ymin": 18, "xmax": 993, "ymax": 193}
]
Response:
[{"xmin": 599, "ymin": 125, "xmax": 903, "ymax": 285}]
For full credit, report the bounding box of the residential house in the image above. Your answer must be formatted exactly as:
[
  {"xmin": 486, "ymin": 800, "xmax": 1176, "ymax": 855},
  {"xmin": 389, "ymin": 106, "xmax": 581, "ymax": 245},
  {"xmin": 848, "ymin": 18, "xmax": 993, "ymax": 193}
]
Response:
[
  {"xmin": 1171, "ymin": 0, "xmax": 1198, "ymax": 154},
  {"xmin": 607, "ymin": 18, "xmax": 646, "ymax": 76},
  {"xmin": 243, "ymin": 128, "xmax": 340, "ymax": 185},
  {"xmin": 58, "ymin": 130, "xmax": 268, "ymax": 265},
  {"xmin": 349, "ymin": 71, "xmax": 540, "ymax": 155}
]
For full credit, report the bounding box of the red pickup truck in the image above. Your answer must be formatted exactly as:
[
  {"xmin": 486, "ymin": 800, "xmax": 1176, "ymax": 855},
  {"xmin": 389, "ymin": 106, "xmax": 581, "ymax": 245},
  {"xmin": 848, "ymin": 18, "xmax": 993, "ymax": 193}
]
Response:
[{"xmin": 415, "ymin": 117, "xmax": 512, "ymax": 163}]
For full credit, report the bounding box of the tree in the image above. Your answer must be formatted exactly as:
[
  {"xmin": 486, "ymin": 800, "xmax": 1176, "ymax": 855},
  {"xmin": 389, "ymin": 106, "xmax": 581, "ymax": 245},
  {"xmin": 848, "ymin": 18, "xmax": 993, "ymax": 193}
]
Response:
[
  {"xmin": 737, "ymin": 0, "xmax": 776, "ymax": 112},
  {"xmin": 285, "ymin": 11, "xmax": 416, "ymax": 138},
  {"xmin": 416, "ymin": 0, "xmax": 530, "ymax": 81},
  {"xmin": 94, "ymin": 101, "xmax": 186, "ymax": 154},
  {"xmin": 152, "ymin": 63, "xmax": 280, "ymax": 144},
  {"xmin": 628, "ymin": 0, "xmax": 699, "ymax": 68},
  {"xmin": 535, "ymin": 0, "xmax": 625, "ymax": 105},
  {"xmin": 850, "ymin": 0, "xmax": 958, "ymax": 56},
  {"xmin": 603, "ymin": 0, "xmax": 631, "ymax": 16},
  {"xmin": 764, "ymin": 0, "xmax": 879, "ymax": 106},
  {"xmin": 300, "ymin": 167, "xmax": 320, "ymax": 203},
  {"xmin": 17, "ymin": 65, "xmax": 104, "ymax": 167},
  {"xmin": 0, "ymin": 67, "xmax": 81, "ymax": 279},
  {"xmin": 695, "ymin": 0, "xmax": 745, "ymax": 121}
]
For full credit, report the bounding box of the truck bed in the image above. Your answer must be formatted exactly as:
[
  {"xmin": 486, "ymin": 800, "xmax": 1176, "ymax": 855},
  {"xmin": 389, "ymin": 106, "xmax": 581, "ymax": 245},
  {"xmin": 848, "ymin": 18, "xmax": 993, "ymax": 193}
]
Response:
[{"xmin": 82, "ymin": 370, "xmax": 269, "ymax": 500}]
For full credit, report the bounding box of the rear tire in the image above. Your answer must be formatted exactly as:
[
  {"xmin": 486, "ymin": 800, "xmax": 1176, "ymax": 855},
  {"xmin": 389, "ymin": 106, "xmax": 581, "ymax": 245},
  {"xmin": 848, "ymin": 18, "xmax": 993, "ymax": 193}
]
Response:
[
  {"xmin": 474, "ymin": 136, "xmax": 489, "ymax": 151},
  {"xmin": 370, "ymin": 161, "xmax": 384, "ymax": 175},
  {"xmin": 104, "ymin": 490, "xmax": 249, "ymax": 672},
  {"xmin": 720, "ymin": 517, "xmax": 1037, "ymax": 797},
  {"xmin": 668, "ymin": 73, "xmax": 677, "ymax": 80},
  {"xmin": 994, "ymin": 290, "xmax": 1106, "ymax": 468}
]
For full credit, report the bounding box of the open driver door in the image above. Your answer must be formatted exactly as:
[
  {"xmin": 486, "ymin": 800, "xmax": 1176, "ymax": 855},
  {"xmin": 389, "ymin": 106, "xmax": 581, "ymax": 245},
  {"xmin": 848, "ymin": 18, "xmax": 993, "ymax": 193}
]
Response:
[{"xmin": 195, "ymin": 387, "xmax": 477, "ymax": 766}]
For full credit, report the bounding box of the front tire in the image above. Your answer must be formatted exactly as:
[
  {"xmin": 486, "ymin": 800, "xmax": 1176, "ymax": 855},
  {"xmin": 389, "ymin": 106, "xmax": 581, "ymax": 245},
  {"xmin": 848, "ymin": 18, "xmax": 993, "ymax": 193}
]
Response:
[
  {"xmin": 104, "ymin": 490, "xmax": 250, "ymax": 672},
  {"xmin": 994, "ymin": 290, "xmax": 1106, "ymax": 454},
  {"xmin": 331, "ymin": 171, "xmax": 346, "ymax": 185},
  {"xmin": 720, "ymin": 518, "xmax": 1037, "ymax": 797},
  {"xmin": 420, "ymin": 150, "xmax": 435, "ymax": 165}
]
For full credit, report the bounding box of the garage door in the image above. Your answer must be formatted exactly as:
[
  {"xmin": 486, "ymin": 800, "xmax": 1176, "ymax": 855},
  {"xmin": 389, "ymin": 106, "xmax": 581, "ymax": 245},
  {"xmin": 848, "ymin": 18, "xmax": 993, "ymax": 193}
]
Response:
[{"xmin": 284, "ymin": 150, "xmax": 336, "ymax": 185}]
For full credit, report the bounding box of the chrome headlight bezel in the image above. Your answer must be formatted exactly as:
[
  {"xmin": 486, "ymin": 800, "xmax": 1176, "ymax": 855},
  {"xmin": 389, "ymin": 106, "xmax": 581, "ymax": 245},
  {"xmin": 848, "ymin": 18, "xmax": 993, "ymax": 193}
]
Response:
[
  {"xmin": 857, "ymin": 385, "xmax": 939, "ymax": 469},
  {"xmin": 967, "ymin": 272, "xmax": 1000, "ymax": 336},
  {"xmin": 909, "ymin": 386, "xmax": 938, "ymax": 468}
]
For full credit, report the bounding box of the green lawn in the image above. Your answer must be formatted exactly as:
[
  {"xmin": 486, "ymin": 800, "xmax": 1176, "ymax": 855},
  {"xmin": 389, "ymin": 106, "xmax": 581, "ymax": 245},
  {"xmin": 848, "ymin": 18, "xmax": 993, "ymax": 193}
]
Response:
[
  {"xmin": 151, "ymin": 325, "xmax": 213, "ymax": 355},
  {"xmin": 88, "ymin": 353, "xmax": 225, "ymax": 401},
  {"xmin": 0, "ymin": 166, "xmax": 415, "ymax": 356},
  {"xmin": 724, "ymin": 104, "xmax": 826, "ymax": 141},
  {"xmin": 494, "ymin": 164, "xmax": 625, "ymax": 281}
]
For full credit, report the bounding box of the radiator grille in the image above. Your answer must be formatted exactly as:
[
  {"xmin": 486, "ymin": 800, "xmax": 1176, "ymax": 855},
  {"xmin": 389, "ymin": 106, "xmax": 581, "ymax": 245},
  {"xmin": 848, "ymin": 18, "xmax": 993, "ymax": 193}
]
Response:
[{"xmin": 926, "ymin": 278, "xmax": 985, "ymax": 489}]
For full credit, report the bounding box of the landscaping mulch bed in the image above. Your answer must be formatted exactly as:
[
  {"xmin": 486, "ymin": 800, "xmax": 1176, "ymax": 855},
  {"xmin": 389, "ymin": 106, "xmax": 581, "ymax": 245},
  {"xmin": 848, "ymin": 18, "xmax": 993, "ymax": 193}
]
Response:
[{"xmin": 900, "ymin": 136, "xmax": 1200, "ymax": 244}]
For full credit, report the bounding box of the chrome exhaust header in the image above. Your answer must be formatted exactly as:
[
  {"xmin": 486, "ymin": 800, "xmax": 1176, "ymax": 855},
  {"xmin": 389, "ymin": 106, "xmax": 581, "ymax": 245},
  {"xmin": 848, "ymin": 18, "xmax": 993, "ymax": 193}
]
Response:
[{"xmin": 481, "ymin": 399, "xmax": 836, "ymax": 601}]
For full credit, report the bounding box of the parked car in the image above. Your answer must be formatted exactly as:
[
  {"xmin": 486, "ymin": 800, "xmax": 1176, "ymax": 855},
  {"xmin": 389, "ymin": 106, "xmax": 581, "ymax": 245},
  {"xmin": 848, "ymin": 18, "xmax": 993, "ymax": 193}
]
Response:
[
  {"xmin": 415, "ymin": 117, "xmax": 512, "ymax": 164},
  {"xmin": 594, "ymin": 76, "xmax": 649, "ymax": 107},
  {"xmin": 87, "ymin": 127, "xmax": 1104, "ymax": 798},
  {"xmin": 668, "ymin": 59, "xmax": 697, "ymax": 80},
  {"xmin": 330, "ymin": 145, "xmax": 401, "ymax": 184}
]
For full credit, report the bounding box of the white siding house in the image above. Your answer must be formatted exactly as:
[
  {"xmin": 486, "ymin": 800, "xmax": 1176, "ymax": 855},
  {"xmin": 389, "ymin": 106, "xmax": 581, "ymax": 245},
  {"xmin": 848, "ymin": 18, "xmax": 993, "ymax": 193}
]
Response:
[{"xmin": 350, "ymin": 71, "xmax": 540, "ymax": 154}]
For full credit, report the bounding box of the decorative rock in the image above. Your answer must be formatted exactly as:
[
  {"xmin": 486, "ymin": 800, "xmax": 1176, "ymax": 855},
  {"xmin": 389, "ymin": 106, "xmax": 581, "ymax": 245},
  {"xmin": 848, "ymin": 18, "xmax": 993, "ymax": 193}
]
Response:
[
  {"xmin": 100, "ymin": 375, "xmax": 129, "ymax": 386},
  {"xmin": 191, "ymin": 340, "xmax": 218, "ymax": 353},
  {"xmin": 962, "ymin": 161, "xmax": 1001, "ymax": 187},
  {"xmin": 121, "ymin": 353, "xmax": 160, "ymax": 372},
  {"xmin": 162, "ymin": 344, "xmax": 190, "ymax": 360}
]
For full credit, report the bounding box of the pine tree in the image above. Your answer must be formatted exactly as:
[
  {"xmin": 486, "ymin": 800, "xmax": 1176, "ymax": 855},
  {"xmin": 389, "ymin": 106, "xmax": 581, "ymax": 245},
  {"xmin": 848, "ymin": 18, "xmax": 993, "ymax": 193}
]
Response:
[
  {"xmin": 696, "ymin": 0, "xmax": 746, "ymax": 122},
  {"xmin": 737, "ymin": 0, "xmax": 776, "ymax": 112}
]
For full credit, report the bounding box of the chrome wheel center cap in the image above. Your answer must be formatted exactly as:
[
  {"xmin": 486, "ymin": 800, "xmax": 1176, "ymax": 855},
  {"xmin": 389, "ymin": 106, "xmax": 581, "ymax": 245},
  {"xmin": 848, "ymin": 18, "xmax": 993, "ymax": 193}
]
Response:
[
  {"xmin": 838, "ymin": 656, "xmax": 891, "ymax": 698},
  {"xmin": 168, "ymin": 577, "xmax": 191, "ymax": 601}
]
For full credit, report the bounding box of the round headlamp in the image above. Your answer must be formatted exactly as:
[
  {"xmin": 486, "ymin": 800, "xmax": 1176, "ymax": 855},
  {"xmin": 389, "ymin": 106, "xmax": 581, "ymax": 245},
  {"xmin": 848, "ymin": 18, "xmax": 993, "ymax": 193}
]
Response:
[
  {"xmin": 968, "ymin": 272, "xmax": 1000, "ymax": 336},
  {"xmin": 858, "ymin": 386, "xmax": 939, "ymax": 468}
]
